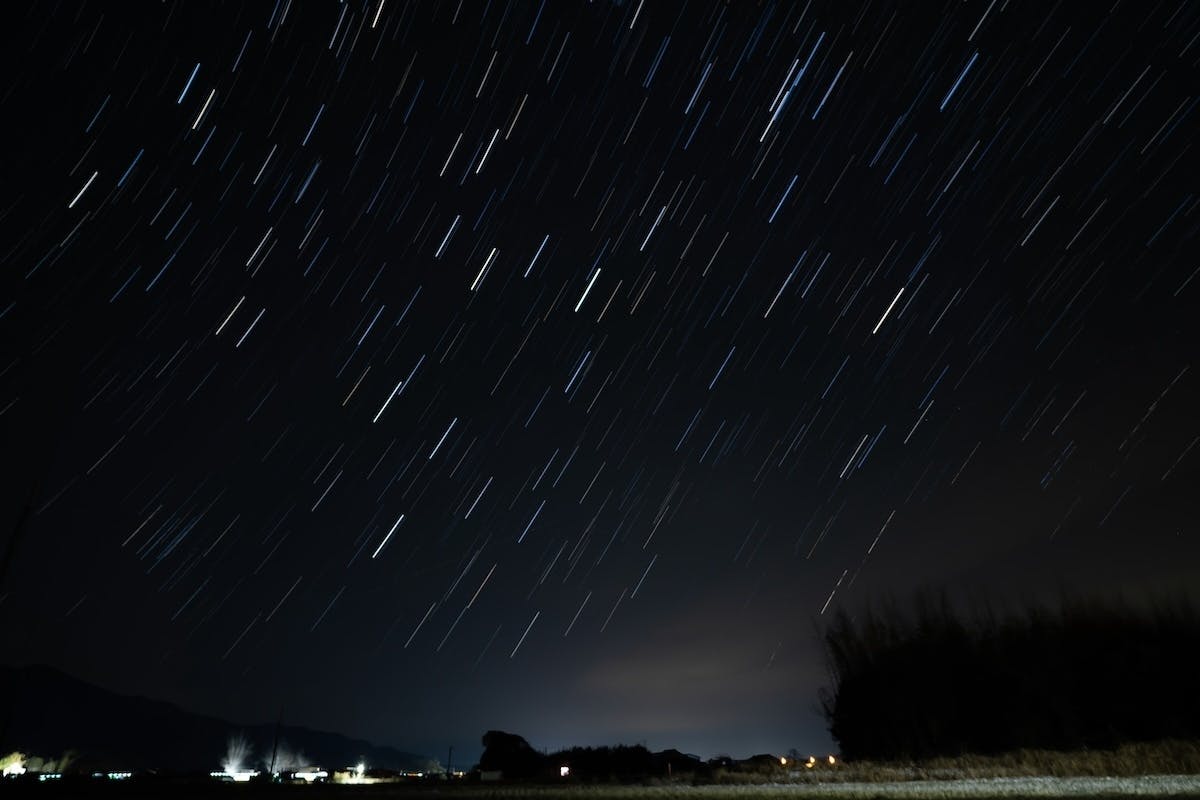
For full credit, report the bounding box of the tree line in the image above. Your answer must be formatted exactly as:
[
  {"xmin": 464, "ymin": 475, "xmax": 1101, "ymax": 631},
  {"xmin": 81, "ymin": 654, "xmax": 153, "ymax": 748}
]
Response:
[{"xmin": 819, "ymin": 592, "xmax": 1200, "ymax": 759}]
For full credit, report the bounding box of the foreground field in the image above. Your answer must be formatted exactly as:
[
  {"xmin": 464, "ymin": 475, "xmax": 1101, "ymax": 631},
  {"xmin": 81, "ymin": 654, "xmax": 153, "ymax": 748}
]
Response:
[
  {"xmin": 8, "ymin": 776, "xmax": 1200, "ymax": 800},
  {"xmin": 465, "ymin": 776, "xmax": 1200, "ymax": 798},
  {"xmin": 422, "ymin": 776, "xmax": 1199, "ymax": 799}
]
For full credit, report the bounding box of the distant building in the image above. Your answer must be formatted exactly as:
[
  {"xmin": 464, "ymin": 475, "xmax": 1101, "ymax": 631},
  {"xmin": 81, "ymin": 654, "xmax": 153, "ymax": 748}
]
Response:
[{"xmin": 285, "ymin": 768, "xmax": 329, "ymax": 783}]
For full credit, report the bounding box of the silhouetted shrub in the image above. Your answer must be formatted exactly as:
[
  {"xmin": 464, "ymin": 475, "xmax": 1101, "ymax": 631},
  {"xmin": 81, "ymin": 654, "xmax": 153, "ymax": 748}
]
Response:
[{"xmin": 478, "ymin": 730, "xmax": 546, "ymax": 779}]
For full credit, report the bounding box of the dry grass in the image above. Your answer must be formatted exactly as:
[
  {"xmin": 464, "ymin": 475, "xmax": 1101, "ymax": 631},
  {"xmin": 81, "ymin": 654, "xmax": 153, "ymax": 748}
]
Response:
[
  {"xmin": 878, "ymin": 740, "xmax": 1200, "ymax": 780},
  {"xmin": 446, "ymin": 778, "xmax": 1200, "ymax": 799},
  {"xmin": 10, "ymin": 774, "xmax": 1200, "ymax": 800},
  {"xmin": 730, "ymin": 740, "xmax": 1200, "ymax": 783}
]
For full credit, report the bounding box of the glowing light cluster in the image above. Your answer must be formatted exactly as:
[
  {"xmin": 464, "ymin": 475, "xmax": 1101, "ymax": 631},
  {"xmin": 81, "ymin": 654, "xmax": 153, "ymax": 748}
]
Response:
[
  {"xmin": 293, "ymin": 770, "xmax": 329, "ymax": 782},
  {"xmin": 209, "ymin": 769, "xmax": 260, "ymax": 782},
  {"xmin": 1, "ymin": 753, "xmax": 27, "ymax": 778}
]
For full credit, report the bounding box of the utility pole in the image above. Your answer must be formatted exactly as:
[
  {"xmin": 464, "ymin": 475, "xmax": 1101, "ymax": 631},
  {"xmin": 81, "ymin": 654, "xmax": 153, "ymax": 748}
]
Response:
[{"xmin": 446, "ymin": 745, "xmax": 453, "ymax": 778}]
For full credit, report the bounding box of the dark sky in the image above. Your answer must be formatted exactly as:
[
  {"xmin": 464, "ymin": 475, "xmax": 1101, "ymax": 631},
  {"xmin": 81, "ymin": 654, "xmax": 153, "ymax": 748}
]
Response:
[{"xmin": 2, "ymin": 0, "xmax": 1198, "ymax": 767}]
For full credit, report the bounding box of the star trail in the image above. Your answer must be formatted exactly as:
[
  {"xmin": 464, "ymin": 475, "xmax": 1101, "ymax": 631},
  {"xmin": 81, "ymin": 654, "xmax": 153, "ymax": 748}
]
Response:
[{"xmin": 1, "ymin": 0, "xmax": 1198, "ymax": 762}]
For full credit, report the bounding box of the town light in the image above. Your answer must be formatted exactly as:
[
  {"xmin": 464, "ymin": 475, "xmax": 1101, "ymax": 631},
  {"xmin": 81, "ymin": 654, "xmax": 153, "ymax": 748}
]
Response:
[
  {"xmin": 294, "ymin": 770, "xmax": 329, "ymax": 782},
  {"xmin": 560, "ymin": 765, "xmax": 570, "ymax": 778},
  {"xmin": 1, "ymin": 753, "xmax": 26, "ymax": 778}
]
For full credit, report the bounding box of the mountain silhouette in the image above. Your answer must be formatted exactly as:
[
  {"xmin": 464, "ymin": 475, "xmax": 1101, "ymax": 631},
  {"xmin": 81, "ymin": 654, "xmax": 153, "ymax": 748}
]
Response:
[{"xmin": 0, "ymin": 664, "xmax": 431, "ymax": 773}]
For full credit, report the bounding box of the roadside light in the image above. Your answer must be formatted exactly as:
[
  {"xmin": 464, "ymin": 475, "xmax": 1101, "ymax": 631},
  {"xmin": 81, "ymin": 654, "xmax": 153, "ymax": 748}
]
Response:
[
  {"xmin": 780, "ymin": 756, "xmax": 787, "ymax": 766},
  {"xmin": 828, "ymin": 755, "xmax": 837, "ymax": 765},
  {"xmin": 560, "ymin": 766, "xmax": 570, "ymax": 778},
  {"xmin": 805, "ymin": 756, "xmax": 816, "ymax": 769}
]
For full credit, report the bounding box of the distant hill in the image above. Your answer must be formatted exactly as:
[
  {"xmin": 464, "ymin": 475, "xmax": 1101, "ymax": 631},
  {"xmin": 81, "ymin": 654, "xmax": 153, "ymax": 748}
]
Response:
[{"xmin": 0, "ymin": 664, "xmax": 432, "ymax": 773}]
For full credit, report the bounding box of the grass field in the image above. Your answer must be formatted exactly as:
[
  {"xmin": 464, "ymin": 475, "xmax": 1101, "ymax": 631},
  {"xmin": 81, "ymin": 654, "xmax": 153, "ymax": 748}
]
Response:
[
  {"xmin": 458, "ymin": 776, "xmax": 1200, "ymax": 798},
  {"xmin": 8, "ymin": 776, "xmax": 1200, "ymax": 800}
]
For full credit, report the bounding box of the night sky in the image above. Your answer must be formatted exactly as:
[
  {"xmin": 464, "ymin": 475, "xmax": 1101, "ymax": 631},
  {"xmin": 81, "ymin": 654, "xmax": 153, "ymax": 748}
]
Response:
[{"xmin": 2, "ymin": 0, "xmax": 1199, "ymax": 765}]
